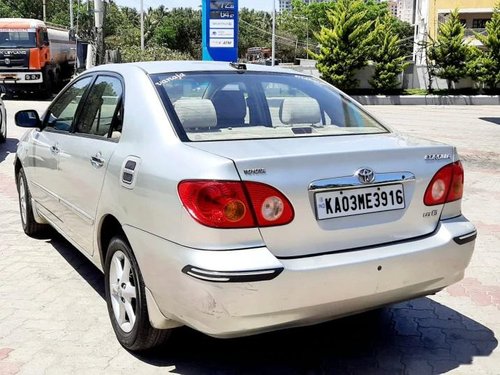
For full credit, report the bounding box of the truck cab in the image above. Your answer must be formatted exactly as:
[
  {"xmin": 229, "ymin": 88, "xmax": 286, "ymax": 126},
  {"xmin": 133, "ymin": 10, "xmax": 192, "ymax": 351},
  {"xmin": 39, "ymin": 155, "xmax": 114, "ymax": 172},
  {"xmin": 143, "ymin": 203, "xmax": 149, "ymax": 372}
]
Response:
[{"xmin": 0, "ymin": 18, "xmax": 76, "ymax": 96}]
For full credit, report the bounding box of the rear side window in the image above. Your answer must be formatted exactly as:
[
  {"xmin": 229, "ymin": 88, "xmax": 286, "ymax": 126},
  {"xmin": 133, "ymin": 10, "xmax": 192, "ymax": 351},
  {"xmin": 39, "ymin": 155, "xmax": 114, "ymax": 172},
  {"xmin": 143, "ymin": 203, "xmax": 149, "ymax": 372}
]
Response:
[
  {"xmin": 75, "ymin": 76, "xmax": 123, "ymax": 140},
  {"xmin": 152, "ymin": 72, "xmax": 387, "ymax": 142}
]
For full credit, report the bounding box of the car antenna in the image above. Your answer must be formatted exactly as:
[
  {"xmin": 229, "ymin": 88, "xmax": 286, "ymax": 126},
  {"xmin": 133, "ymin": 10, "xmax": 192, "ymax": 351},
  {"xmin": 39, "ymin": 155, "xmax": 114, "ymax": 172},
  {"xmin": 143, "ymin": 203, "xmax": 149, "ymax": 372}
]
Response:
[{"xmin": 229, "ymin": 62, "xmax": 247, "ymax": 72}]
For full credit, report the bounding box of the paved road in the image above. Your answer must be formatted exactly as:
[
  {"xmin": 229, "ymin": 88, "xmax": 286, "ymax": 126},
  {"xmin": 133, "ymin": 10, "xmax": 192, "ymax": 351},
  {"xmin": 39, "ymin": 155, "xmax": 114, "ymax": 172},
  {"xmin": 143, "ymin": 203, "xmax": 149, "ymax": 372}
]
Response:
[{"xmin": 0, "ymin": 101, "xmax": 499, "ymax": 374}]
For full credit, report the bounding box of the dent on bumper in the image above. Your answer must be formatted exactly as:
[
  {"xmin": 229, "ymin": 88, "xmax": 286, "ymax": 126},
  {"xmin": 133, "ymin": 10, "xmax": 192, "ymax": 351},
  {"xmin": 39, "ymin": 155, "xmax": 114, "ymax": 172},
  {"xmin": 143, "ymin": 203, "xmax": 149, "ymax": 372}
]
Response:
[{"xmin": 124, "ymin": 215, "xmax": 476, "ymax": 337}]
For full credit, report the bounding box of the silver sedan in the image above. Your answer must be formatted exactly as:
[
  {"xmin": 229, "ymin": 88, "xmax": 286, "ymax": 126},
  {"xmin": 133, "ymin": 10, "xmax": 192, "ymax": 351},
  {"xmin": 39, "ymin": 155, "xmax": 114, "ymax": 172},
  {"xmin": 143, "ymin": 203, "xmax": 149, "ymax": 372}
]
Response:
[
  {"xmin": 0, "ymin": 96, "xmax": 6, "ymax": 143},
  {"xmin": 14, "ymin": 61, "xmax": 476, "ymax": 351}
]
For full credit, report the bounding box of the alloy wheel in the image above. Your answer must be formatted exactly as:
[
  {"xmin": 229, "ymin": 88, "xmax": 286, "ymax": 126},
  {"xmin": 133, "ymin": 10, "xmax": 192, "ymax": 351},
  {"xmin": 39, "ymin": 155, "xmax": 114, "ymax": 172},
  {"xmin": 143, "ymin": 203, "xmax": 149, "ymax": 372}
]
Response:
[{"xmin": 109, "ymin": 250, "xmax": 138, "ymax": 333}]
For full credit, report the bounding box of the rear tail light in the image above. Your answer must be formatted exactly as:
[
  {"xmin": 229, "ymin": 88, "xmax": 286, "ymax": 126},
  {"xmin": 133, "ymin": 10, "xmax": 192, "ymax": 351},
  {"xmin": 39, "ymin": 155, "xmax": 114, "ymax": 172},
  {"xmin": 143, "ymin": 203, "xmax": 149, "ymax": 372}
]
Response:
[
  {"xmin": 424, "ymin": 161, "xmax": 464, "ymax": 206},
  {"xmin": 178, "ymin": 180, "xmax": 294, "ymax": 228},
  {"xmin": 244, "ymin": 181, "xmax": 294, "ymax": 226}
]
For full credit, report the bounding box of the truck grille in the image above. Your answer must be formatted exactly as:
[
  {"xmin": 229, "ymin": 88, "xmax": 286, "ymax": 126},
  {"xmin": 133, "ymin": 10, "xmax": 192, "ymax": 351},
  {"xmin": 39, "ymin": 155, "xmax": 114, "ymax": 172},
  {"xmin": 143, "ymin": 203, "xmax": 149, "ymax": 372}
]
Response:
[{"xmin": 0, "ymin": 50, "xmax": 30, "ymax": 69}]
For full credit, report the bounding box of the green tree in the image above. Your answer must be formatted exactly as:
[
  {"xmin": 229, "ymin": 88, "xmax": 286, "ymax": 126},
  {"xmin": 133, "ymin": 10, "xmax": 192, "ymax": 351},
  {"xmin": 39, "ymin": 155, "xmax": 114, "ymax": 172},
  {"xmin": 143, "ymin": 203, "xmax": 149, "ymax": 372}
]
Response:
[
  {"xmin": 370, "ymin": 15, "xmax": 410, "ymax": 92},
  {"xmin": 468, "ymin": 4, "xmax": 500, "ymax": 90},
  {"xmin": 0, "ymin": 0, "xmax": 41, "ymax": 19},
  {"xmin": 119, "ymin": 45, "xmax": 192, "ymax": 63},
  {"xmin": 310, "ymin": 0, "xmax": 376, "ymax": 90},
  {"xmin": 152, "ymin": 8, "xmax": 202, "ymax": 59},
  {"xmin": 428, "ymin": 9, "xmax": 469, "ymax": 89},
  {"xmin": 239, "ymin": 8, "xmax": 272, "ymax": 58}
]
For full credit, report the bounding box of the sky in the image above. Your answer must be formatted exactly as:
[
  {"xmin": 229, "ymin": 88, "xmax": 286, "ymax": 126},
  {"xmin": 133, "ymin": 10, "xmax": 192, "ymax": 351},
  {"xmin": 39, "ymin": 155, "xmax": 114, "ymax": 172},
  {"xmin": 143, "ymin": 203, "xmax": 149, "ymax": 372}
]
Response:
[{"xmin": 114, "ymin": 0, "xmax": 274, "ymax": 12}]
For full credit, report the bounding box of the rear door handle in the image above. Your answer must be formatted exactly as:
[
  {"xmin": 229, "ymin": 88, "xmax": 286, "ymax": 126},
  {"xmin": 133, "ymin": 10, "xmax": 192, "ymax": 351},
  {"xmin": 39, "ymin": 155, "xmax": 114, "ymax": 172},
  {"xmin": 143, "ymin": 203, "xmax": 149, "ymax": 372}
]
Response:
[{"xmin": 90, "ymin": 152, "xmax": 105, "ymax": 168}]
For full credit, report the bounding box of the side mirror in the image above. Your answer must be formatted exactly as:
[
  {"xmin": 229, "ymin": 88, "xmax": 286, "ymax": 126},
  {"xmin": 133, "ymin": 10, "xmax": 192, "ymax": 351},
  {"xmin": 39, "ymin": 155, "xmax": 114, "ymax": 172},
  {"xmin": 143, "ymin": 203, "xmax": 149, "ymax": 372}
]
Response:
[{"xmin": 15, "ymin": 110, "xmax": 41, "ymax": 128}]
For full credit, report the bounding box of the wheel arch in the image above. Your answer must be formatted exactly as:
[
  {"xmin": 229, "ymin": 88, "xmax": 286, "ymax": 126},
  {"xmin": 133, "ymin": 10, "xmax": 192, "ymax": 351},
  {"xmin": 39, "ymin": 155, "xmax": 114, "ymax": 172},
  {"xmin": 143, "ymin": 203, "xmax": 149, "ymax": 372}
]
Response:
[
  {"xmin": 98, "ymin": 214, "xmax": 127, "ymax": 267},
  {"xmin": 14, "ymin": 157, "xmax": 23, "ymax": 185}
]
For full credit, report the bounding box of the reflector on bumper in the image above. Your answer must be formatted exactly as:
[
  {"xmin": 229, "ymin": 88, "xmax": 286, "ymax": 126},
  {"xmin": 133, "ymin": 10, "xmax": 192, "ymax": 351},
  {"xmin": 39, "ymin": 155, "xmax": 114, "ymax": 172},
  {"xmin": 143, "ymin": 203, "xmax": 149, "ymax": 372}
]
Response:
[{"xmin": 182, "ymin": 265, "xmax": 283, "ymax": 282}]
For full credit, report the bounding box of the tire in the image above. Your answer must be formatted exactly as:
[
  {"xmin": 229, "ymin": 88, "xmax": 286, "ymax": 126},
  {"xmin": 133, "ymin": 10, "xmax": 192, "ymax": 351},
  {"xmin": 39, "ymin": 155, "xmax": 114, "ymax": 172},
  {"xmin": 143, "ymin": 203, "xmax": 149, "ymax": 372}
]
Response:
[
  {"xmin": 0, "ymin": 126, "xmax": 5, "ymax": 143},
  {"xmin": 104, "ymin": 236, "xmax": 171, "ymax": 351},
  {"xmin": 17, "ymin": 168, "xmax": 47, "ymax": 236},
  {"xmin": 0, "ymin": 109, "xmax": 6, "ymax": 143}
]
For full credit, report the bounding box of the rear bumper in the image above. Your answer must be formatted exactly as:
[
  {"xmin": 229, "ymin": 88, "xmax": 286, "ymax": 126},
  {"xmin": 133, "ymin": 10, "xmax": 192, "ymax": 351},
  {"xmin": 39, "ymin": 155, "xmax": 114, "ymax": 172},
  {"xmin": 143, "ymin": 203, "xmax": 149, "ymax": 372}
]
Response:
[{"xmin": 124, "ymin": 215, "xmax": 475, "ymax": 338}]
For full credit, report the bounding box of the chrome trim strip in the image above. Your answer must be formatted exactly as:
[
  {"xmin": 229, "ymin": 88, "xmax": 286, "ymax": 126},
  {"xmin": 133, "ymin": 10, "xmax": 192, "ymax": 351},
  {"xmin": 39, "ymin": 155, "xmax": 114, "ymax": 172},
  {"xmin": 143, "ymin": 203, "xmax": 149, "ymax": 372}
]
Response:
[
  {"xmin": 189, "ymin": 267, "xmax": 276, "ymax": 277},
  {"xmin": 182, "ymin": 265, "xmax": 284, "ymax": 283},
  {"xmin": 186, "ymin": 272, "xmax": 230, "ymax": 282},
  {"xmin": 453, "ymin": 231, "xmax": 477, "ymax": 245},
  {"xmin": 31, "ymin": 180, "xmax": 94, "ymax": 225},
  {"xmin": 309, "ymin": 172, "xmax": 416, "ymax": 192}
]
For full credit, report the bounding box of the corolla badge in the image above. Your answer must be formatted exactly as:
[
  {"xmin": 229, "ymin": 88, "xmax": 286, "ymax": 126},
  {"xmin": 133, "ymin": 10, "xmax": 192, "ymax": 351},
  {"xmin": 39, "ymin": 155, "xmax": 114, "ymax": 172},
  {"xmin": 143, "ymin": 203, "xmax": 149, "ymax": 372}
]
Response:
[
  {"xmin": 424, "ymin": 154, "xmax": 451, "ymax": 160},
  {"xmin": 355, "ymin": 167, "xmax": 375, "ymax": 184}
]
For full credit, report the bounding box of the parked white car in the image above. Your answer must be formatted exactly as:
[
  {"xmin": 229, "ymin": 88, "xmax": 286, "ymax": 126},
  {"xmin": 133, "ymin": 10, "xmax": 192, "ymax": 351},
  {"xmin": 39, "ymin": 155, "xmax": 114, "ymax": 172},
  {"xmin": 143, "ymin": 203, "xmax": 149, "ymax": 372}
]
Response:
[
  {"xmin": 0, "ymin": 95, "xmax": 6, "ymax": 143},
  {"xmin": 14, "ymin": 61, "xmax": 476, "ymax": 351}
]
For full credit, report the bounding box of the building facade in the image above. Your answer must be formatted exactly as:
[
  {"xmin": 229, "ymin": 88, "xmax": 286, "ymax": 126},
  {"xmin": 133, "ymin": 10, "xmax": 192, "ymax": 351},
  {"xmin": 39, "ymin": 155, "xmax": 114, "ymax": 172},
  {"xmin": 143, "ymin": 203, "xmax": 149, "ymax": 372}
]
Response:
[
  {"xmin": 388, "ymin": 0, "xmax": 399, "ymax": 17},
  {"xmin": 413, "ymin": 0, "xmax": 495, "ymax": 64},
  {"xmin": 428, "ymin": 0, "xmax": 495, "ymax": 40},
  {"xmin": 397, "ymin": 0, "xmax": 416, "ymax": 23}
]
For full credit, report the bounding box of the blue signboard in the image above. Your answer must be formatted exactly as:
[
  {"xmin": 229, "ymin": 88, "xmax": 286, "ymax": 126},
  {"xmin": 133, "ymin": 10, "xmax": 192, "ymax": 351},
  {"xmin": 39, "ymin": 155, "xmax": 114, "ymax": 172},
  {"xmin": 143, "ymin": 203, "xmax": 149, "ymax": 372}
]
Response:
[{"xmin": 202, "ymin": 0, "xmax": 238, "ymax": 62}]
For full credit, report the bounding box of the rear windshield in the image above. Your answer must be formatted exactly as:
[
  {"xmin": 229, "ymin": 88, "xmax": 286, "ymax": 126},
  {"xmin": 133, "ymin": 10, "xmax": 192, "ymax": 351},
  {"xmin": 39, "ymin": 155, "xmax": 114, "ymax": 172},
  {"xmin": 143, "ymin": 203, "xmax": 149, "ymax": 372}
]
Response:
[{"xmin": 151, "ymin": 71, "xmax": 388, "ymax": 141}]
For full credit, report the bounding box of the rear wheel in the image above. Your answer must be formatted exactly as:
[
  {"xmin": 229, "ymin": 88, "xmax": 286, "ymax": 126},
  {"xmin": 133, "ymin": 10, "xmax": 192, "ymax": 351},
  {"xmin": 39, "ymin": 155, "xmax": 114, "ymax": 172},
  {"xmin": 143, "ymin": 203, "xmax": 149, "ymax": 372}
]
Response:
[
  {"xmin": 17, "ymin": 168, "xmax": 47, "ymax": 236},
  {"xmin": 104, "ymin": 236, "xmax": 171, "ymax": 351}
]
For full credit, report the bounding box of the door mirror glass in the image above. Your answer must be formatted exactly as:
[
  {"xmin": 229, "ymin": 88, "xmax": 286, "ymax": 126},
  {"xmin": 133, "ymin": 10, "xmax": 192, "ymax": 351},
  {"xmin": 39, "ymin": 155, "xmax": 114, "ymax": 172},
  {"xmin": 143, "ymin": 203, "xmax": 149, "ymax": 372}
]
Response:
[{"xmin": 15, "ymin": 110, "xmax": 41, "ymax": 128}]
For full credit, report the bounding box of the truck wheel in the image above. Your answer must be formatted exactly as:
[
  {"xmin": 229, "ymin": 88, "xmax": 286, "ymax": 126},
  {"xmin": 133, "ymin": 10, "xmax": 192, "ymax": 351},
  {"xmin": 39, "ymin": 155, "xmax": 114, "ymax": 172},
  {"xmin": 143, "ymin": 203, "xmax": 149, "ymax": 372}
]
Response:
[{"xmin": 104, "ymin": 236, "xmax": 172, "ymax": 351}]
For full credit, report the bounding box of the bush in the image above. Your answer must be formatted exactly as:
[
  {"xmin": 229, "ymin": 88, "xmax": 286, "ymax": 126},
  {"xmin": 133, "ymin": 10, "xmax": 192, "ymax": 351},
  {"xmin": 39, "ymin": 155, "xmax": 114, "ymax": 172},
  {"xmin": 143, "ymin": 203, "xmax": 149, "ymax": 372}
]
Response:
[
  {"xmin": 428, "ymin": 9, "xmax": 469, "ymax": 89},
  {"xmin": 311, "ymin": 0, "xmax": 376, "ymax": 90},
  {"xmin": 467, "ymin": 4, "xmax": 500, "ymax": 89},
  {"xmin": 369, "ymin": 15, "xmax": 410, "ymax": 92}
]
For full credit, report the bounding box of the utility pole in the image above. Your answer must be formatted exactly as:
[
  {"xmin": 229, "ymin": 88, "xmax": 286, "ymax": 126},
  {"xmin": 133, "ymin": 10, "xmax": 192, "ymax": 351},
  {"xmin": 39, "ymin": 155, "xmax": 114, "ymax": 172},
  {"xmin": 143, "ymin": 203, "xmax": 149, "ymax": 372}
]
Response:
[
  {"xmin": 70, "ymin": 0, "xmax": 74, "ymax": 30},
  {"xmin": 69, "ymin": 0, "xmax": 74, "ymax": 30},
  {"xmin": 272, "ymin": 0, "xmax": 276, "ymax": 66},
  {"xmin": 94, "ymin": 0, "xmax": 104, "ymax": 65},
  {"xmin": 42, "ymin": 0, "xmax": 47, "ymax": 23},
  {"xmin": 140, "ymin": 0, "xmax": 144, "ymax": 51}
]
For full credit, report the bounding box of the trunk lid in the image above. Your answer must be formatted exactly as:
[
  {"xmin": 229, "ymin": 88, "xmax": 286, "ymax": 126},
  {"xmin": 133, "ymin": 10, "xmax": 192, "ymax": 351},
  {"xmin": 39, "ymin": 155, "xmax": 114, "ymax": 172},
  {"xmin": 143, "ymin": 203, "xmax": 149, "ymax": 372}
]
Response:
[{"xmin": 188, "ymin": 133, "xmax": 457, "ymax": 258}]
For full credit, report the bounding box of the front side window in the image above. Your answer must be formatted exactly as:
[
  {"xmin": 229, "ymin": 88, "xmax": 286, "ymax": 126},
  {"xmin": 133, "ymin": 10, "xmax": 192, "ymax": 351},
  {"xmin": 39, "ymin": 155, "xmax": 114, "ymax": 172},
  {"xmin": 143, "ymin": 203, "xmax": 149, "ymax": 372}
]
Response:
[
  {"xmin": 45, "ymin": 77, "xmax": 93, "ymax": 132},
  {"xmin": 75, "ymin": 76, "xmax": 123, "ymax": 139},
  {"xmin": 152, "ymin": 72, "xmax": 388, "ymax": 141},
  {"xmin": 0, "ymin": 30, "xmax": 37, "ymax": 48}
]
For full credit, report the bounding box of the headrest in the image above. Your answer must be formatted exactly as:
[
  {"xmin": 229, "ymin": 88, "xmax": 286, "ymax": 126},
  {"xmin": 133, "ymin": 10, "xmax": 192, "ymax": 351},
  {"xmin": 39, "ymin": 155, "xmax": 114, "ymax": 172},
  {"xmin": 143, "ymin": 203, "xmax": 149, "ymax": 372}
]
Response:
[
  {"xmin": 212, "ymin": 90, "xmax": 247, "ymax": 124},
  {"xmin": 174, "ymin": 99, "xmax": 217, "ymax": 129},
  {"xmin": 279, "ymin": 97, "xmax": 321, "ymax": 125}
]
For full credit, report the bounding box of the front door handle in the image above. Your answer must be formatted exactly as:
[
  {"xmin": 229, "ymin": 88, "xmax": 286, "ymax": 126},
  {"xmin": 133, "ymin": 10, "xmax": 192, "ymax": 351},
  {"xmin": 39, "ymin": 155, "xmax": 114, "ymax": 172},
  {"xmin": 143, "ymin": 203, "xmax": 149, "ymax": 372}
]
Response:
[
  {"xmin": 50, "ymin": 145, "xmax": 60, "ymax": 154},
  {"xmin": 90, "ymin": 152, "xmax": 105, "ymax": 168}
]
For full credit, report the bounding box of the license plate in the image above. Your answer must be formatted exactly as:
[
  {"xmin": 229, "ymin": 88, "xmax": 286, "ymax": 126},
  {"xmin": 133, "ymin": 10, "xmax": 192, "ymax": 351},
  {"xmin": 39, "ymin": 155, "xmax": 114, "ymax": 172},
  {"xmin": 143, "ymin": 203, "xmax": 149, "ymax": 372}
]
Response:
[{"xmin": 315, "ymin": 184, "xmax": 405, "ymax": 220}]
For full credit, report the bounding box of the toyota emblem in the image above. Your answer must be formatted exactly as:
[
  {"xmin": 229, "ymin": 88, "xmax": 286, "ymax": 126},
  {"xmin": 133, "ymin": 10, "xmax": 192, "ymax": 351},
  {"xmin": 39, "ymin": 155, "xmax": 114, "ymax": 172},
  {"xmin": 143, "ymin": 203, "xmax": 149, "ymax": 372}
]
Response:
[{"xmin": 355, "ymin": 167, "xmax": 375, "ymax": 184}]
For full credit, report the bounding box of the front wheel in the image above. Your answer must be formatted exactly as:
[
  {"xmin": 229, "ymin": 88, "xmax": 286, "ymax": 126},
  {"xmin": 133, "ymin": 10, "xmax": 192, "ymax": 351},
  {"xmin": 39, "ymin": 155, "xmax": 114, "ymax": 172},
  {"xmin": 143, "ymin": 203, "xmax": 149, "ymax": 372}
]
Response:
[
  {"xmin": 17, "ymin": 168, "xmax": 47, "ymax": 236},
  {"xmin": 0, "ymin": 109, "xmax": 6, "ymax": 143},
  {"xmin": 104, "ymin": 236, "xmax": 171, "ymax": 351}
]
